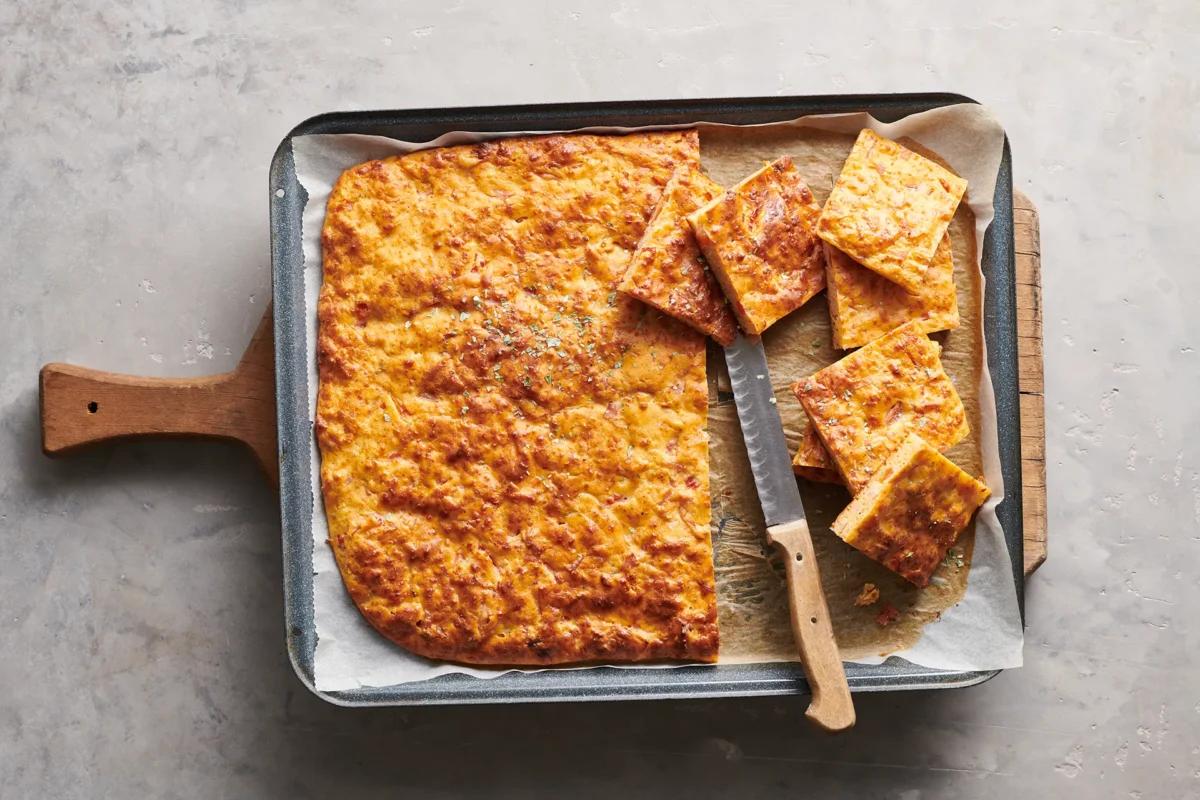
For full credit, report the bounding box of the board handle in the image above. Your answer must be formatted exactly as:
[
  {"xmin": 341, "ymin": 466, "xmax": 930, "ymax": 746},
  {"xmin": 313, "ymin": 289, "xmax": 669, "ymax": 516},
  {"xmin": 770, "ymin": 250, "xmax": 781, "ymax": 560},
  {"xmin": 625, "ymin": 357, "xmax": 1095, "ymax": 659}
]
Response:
[
  {"xmin": 39, "ymin": 313, "xmax": 278, "ymax": 486},
  {"xmin": 767, "ymin": 518, "xmax": 856, "ymax": 733}
]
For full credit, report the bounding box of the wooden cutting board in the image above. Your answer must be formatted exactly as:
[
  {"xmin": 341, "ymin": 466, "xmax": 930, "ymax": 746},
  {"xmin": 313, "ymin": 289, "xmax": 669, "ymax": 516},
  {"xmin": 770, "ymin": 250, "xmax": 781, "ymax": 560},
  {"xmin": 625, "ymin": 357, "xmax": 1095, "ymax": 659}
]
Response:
[
  {"xmin": 39, "ymin": 192, "xmax": 1048, "ymax": 575},
  {"xmin": 1013, "ymin": 191, "xmax": 1046, "ymax": 575}
]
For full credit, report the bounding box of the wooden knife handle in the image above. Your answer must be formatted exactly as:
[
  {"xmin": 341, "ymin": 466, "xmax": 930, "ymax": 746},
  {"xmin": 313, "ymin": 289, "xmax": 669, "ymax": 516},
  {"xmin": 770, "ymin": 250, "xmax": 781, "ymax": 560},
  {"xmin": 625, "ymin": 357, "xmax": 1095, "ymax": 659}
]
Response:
[{"xmin": 767, "ymin": 517, "xmax": 856, "ymax": 733}]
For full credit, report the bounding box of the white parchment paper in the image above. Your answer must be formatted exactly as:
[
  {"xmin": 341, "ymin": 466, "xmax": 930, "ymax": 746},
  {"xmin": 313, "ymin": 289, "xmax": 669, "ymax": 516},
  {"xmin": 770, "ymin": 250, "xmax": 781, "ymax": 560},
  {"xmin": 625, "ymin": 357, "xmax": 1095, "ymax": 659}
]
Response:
[{"xmin": 292, "ymin": 104, "xmax": 1024, "ymax": 691}]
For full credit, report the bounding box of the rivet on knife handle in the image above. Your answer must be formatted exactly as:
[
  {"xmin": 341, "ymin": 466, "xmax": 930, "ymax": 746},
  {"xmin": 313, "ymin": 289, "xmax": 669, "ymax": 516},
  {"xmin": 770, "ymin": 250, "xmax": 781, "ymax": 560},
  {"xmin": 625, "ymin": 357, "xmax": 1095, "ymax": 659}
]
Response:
[{"xmin": 767, "ymin": 517, "xmax": 856, "ymax": 733}]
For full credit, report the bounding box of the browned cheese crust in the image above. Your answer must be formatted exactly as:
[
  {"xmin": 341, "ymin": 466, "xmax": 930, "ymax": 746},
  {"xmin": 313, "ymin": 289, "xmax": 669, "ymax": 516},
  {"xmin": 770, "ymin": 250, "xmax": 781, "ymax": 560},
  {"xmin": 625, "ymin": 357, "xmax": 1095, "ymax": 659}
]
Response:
[
  {"xmin": 792, "ymin": 321, "xmax": 970, "ymax": 494},
  {"xmin": 825, "ymin": 232, "xmax": 959, "ymax": 350},
  {"xmin": 317, "ymin": 131, "xmax": 720, "ymax": 665},
  {"xmin": 687, "ymin": 157, "xmax": 826, "ymax": 335},
  {"xmin": 619, "ymin": 166, "xmax": 738, "ymax": 345},
  {"xmin": 792, "ymin": 419, "xmax": 842, "ymax": 485},
  {"xmin": 831, "ymin": 434, "xmax": 989, "ymax": 587},
  {"xmin": 816, "ymin": 129, "xmax": 967, "ymax": 293}
]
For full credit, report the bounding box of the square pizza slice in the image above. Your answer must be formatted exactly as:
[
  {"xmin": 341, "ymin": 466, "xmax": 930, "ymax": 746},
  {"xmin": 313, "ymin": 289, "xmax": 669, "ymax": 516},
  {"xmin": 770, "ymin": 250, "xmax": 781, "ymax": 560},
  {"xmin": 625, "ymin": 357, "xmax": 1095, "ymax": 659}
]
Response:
[
  {"xmin": 619, "ymin": 165, "xmax": 738, "ymax": 345},
  {"xmin": 816, "ymin": 129, "xmax": 967, "ymax": 293},
  {"xmin": 792, "ymin": 321, "xmax": 969, "ymax": 494},
  {"xmin": 831, "ymin": 433, "xmax": 990, "ymax": 587},
  {"xmin": 792, "ymin": 419, "xmax": 842, "ymax": 485},
  {"xmin": 825, "ymin": 231, "xmax": 959, "ymax": 350},
  {"xmin": 688, "ymin": 156, "xmax": 826, "ymax": 335}
]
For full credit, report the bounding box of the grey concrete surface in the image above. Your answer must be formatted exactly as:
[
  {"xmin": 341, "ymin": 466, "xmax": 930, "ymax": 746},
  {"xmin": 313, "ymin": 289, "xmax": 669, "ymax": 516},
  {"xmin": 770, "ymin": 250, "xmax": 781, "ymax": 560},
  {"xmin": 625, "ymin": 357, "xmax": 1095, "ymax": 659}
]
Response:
[{"xmin": 2, "ymin": 2, "xmax": 1198, "ymax": 798}]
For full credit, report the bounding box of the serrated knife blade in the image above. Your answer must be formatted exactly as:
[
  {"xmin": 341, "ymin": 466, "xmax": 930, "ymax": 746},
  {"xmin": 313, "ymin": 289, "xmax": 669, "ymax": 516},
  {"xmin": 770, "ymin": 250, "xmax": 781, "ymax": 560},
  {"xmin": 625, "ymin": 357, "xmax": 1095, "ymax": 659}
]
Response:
[
  {"xmin": 723, "ymin": 331, "xmax": 855, "ymax": 733},
  {"xmin": 724, "ymin": 333, "xmax": 807, "ymax": 528}
]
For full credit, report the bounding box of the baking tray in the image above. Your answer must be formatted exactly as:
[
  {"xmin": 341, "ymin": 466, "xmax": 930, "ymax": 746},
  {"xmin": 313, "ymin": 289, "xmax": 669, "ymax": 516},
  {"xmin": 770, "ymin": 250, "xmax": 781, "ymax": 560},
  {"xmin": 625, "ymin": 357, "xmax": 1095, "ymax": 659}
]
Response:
[{"xmin": 269, "ymin": 93, "xmax": 1023, "ymax": 706}]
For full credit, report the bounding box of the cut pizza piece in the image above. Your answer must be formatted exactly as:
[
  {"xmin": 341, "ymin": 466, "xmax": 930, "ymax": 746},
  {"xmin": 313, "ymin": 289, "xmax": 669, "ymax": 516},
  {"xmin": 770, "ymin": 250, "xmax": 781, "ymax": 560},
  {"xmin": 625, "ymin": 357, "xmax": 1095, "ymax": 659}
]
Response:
[
  {"xmin": 817, "ymin": 129, "xmax": 967, "ymax": 293},
  {"xmin": 825, "ymin": 231, "xmax": 959, "ymax": 350},
  {"xmin": 831, "ymin": 433, "xmax": 990, "ymax": 587},
  {"xmin": 792, "ymin": 419, "xmax": 842, "ymax": 485},
  {"xmin": 792, "ymin": 321, "xmax": 969, "ymax": 494},
  {"xmin": 619, "ymin": 165, "xmax": 738, "ymax": 345},
  {"xmin": 688, "ymin": 157, "xmax": 826, "ymax": 335}
]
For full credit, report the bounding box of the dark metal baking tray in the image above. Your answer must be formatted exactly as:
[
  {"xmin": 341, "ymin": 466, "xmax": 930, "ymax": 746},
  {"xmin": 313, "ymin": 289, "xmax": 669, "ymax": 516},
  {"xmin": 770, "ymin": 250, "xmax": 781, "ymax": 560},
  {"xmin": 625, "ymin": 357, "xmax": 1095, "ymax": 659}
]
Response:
[{"xmin": 269, "ymin": 93, "xmax": 1023, "ymax": 706}]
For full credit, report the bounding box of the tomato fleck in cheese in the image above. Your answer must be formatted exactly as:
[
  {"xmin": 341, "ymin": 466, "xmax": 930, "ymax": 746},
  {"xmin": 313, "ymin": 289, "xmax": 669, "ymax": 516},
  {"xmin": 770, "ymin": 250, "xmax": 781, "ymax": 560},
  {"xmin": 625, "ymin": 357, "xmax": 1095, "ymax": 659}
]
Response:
[
  {"xmin": 825, "ymin": 232, "xmax": 959, "ymax": 350},
  {"xmin": 792, "ymin": 321, "xmax": 969, "ymax": 494},
  {"xmin": 831, "ymin": 434, "xmax": 989, "ymax": 587},
  {"xmin": 817, "ymin": 129, "xmax": 967, "ymax": 293},
  {"xmin": 688, "ymin": 157, "xmax": 826, "ymax": 335},
  {"xmin": 619, "ymin": 165, "xmax": 738, "ymax": 345},
  {"xmin": 317, "ymin": 131, "xmax": 719, "ymax": 665}
]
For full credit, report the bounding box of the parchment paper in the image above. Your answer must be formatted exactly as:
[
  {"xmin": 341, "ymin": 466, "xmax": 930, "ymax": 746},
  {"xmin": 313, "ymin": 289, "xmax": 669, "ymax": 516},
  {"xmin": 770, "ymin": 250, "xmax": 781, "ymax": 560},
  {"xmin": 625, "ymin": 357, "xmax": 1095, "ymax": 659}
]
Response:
[{"xmin": 292, "ymin": 104, "xmax": 1024, "ymax": 691}]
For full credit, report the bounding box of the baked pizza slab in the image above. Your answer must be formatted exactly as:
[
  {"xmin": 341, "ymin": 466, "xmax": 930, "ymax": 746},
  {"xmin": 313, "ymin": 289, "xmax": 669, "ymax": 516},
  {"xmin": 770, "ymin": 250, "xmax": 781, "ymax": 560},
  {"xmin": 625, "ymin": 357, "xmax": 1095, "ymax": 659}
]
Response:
[
  {"xmin": 825, "ymin": 232, "xmax": 959, "ymax": 350},
  {"xmin": 831, "ymin": 434, "xmax": 989, "ymax": 587},
  {"xmin": 318, "ymin": 130, "xmax": 719, "ymax": 665},
  {"xmin": 619, "ymin": 165, "xmax": 737, "ymax": 345},
  {"xmin": 816, "ymin": 129, "xmax": 967, "ymax": 293},
  {"xmin": 792, "ymin": 321, "xmax": 969, "ymax": 494},
  {"xmin": 688, "ymin": 157, "xmax": 826, "ymax": 335},
  {"xmin": 792, "ymin": 420, "xmax": 842, "ymax": 485}
]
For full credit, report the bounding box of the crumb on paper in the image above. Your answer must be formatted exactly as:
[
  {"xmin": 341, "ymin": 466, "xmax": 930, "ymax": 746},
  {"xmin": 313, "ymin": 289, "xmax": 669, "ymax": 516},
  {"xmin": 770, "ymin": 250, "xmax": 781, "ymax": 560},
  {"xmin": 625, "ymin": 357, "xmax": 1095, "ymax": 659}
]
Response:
[
  {"xmin": 854, "ymin": 582, "xmax": 880, "ymax": 607},
  {"xmin": 875, "ymin": 602, "xmax": 900, "ymax": 627}
]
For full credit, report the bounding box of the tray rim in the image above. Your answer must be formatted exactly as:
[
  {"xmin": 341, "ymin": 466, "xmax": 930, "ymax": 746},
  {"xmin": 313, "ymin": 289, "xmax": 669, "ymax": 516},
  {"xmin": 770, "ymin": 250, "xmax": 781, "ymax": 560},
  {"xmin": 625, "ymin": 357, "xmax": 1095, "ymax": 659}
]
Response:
[{"xmin": 269, "ymin": 92, "xmax": 1023, "ymax": 706}]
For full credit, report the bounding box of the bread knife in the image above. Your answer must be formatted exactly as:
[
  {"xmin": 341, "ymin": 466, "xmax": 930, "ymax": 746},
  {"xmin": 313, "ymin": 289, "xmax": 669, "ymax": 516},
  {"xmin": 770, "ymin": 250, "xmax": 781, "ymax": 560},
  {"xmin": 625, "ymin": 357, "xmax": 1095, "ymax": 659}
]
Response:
[{"xmin": 724, "ymin": 333, "xmax": 855, "ymax": 732}]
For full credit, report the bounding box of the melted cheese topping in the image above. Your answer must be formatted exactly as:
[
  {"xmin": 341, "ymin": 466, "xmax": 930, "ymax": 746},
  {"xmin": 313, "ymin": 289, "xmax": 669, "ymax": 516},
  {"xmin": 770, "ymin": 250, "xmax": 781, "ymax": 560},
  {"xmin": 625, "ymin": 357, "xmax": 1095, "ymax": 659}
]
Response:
[
  {"xmin": 816, "ymin": 129, "xmax": 967, "ymax": 293},
  {"xmin": 825, "ymin": 233, "xmax": 959, "ymax": 350},
  {"xmin": 619, "ymin": 166, "xmax": 737, "ymax": 345},
  {"xmin": 317, "ymin": 131, "xmax": 719, "ymax": 665},
  {"xmin": 688, "ymin": 157, "xmax": 826, "ymax": 335},
  {"xmin": 792, "ymin": 321, "xmax": 969, "ymax": 494},
  {"xmin": 791, "ymin": 420, "xmax": 842, "ymax": 485},
  {"xmin": 831, "ymin": 434, "xmax": 989, "ymax": 587}
]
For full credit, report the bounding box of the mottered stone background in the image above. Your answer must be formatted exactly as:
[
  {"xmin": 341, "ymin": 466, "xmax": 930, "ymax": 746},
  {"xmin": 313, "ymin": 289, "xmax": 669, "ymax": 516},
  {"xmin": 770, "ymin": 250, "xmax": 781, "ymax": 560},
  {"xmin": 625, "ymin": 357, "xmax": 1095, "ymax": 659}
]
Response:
[{"xmin": 1, "ymin": 2, "xmax": 1197, "ymax": 798}]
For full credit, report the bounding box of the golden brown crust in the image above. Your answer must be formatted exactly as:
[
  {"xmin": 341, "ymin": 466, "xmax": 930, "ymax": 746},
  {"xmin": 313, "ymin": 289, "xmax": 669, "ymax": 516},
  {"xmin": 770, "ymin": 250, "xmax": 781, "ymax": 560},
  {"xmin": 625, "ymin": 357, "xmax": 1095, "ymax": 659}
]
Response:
[
  {"xmin": 791, "ymin": 419, "xmax": 842, "ymax": 485},
  {"xmin": 792, "ymin": 321, "xmax": 969, "ymax": 494},
  {"xmin": 831, "ymin": 434, "xmax": 989, "ymax": 587},
  {"xmin": 825, "ymin": 233, "xmax": 959, "ymax": 350},
  {"xmin": 317, "ymin": 130, "xmax": 719, "ymax": 665},
  {"xmin": 817, "ymin": 129, "xmax": 967, "ymax": 292},
  {"xmin": 619, "ymin": 166, "xmax": 738, "ymax": 345},
  {"xmin": 688, "ymin": 157, "xmax": 826, "ymax": 335}
]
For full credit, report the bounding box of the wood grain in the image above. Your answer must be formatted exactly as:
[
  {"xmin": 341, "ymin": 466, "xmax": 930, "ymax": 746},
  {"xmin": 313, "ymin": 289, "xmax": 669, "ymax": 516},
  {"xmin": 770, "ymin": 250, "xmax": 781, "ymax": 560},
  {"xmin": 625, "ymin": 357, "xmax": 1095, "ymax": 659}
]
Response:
[
  {"xmin": 1013, "ymin": 190, "xmax": 1046, "ymax": 575},
  {"xmin": 39, "ymin": 311, "xmax": 279, "ymax": 487},
  {"xmin": 767, "ymin": 517, "xmax": 855, "ymax": 732}
]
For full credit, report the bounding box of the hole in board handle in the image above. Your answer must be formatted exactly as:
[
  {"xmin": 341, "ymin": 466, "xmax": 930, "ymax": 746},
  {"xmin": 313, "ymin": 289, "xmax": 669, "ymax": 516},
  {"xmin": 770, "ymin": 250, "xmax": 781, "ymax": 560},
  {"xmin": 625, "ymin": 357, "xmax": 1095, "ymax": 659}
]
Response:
[
  {"xmin": 87, "ymin": 401, "xmax": 98, "ymax": 414},
  {"xmin": 810, "ymin": 617, "xmax": 818, "ymax": 624},
  {"xmin": 794, "ymin": 552, "xmax": 803, "ymax": 562}
]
